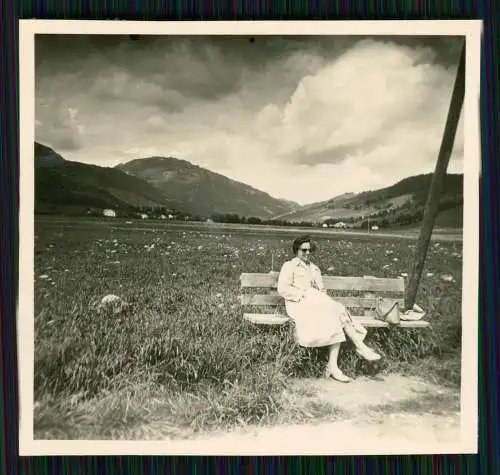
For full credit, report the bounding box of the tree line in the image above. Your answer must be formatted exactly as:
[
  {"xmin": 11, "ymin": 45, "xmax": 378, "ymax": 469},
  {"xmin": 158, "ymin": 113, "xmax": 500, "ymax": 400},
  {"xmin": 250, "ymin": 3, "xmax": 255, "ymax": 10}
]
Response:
[{"xmin": 37, "ymin": 198, "xmax": 462, "ymax": 229}]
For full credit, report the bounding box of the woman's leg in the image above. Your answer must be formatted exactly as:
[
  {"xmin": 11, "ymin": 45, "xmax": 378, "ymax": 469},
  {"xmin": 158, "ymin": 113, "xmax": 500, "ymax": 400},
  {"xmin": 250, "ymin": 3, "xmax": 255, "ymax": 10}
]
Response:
[
  {"xmin": 330, "ymin": 302, "xmax": 381, "ymax": 361},
  {"xmin": 343, "ymin": 324, "xmax": 381, "ymax": 360},
  {"xmin": 326, "ymin": 342, "xmax": 353, "ymax": 382}
]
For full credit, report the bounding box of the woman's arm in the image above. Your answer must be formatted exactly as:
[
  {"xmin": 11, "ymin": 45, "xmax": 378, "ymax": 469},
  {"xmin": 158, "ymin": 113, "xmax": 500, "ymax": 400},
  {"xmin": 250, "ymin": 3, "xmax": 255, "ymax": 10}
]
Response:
[
  {"xmin": 277, "ymin": 262, "xmax": 304, "ymax": 302},
  {"xmin": 313, "ymin": 265, "xmax": 327, "ymax": 293}
]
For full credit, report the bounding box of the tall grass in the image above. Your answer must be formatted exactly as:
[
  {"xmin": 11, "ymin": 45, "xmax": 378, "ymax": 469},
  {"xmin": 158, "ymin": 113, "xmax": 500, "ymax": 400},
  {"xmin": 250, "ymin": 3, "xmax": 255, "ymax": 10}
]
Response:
[{"xmin": 33, "ymin": 217, "xmax": 463, "ymax": 438}]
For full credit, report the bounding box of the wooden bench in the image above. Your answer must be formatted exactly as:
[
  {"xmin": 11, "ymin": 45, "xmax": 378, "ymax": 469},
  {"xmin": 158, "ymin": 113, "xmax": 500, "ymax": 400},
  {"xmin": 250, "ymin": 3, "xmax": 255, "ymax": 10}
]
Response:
[{"xmin": 240, "ymin": 272, "xmax": 430, "ymax": 328}]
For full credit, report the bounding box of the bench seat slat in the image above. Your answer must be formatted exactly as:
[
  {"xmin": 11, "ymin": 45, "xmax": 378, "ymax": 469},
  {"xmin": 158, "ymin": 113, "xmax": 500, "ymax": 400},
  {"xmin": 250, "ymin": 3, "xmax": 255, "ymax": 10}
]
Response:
[
  {"xmin": 240, "ymin": 273, "xmax": 405, "ymax": 292},
  {"xmin": 243, "ymin": 314, "xmax": 290, "ymax": 325},
  {"xmin": 240, "ymin": 294, "xmax": 405, "ymax": 308},
  {"xmin": 243, "ymin": 313, "xmax": 430, "ymax": 328}
]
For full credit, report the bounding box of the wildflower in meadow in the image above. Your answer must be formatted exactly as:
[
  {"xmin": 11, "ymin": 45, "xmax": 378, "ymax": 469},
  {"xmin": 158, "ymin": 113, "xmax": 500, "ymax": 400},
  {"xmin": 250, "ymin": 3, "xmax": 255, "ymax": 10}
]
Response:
[{"xmin": 97, "ymin": 294, "xmax": 128, "ymax": 314}]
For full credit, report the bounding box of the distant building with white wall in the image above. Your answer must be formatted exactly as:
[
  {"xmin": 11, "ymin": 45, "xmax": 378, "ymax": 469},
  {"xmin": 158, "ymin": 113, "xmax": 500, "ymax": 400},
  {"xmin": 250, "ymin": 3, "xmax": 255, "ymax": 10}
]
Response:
[{"xmin": 103, "ymin": 209, "xmax": 116, "ymax": 217}]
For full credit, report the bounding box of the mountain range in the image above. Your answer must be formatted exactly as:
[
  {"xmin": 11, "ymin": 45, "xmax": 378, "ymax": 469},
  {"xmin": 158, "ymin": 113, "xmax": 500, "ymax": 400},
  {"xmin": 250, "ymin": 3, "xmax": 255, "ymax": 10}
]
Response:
[
  {"xmin": 34, "ymin": 142, "xmax": 297, "ymax": 218},
  {"xmin": 34, "ymin": 142, "xmax": 463, "ymax": 227},
  {"xmin": 35, "ymin": 142, "xmax": 178, "ymax": 213},
  {"xmin": 273, "ymin": 173, "xmax": 463, "ymax": 227}
]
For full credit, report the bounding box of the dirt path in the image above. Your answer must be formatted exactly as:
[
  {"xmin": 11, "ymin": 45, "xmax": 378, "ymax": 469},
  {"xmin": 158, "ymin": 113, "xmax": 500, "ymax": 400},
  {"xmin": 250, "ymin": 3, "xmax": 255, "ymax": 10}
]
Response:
[{"xmin": 130, "ymin": 374, "xmax": 463, "ymax": 454}]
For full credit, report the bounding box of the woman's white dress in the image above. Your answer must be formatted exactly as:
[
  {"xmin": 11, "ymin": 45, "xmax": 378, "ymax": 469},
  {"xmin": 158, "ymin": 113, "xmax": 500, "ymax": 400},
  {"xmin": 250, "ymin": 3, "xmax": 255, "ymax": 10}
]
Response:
[{"xmin": 277, "ymin": 257, "xmax": 367, "ymax": 347}]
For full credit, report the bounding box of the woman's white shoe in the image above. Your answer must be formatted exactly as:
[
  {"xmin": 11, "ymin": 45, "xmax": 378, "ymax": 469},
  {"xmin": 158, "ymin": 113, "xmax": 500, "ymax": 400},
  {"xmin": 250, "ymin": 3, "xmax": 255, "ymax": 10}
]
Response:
[
  {"xmin": 355, "ymin": 346, "xmax": 381, "ymax": 361},
  {"xmin": 325, "ymin": 369, "xmax": 353, "ymax": 383}
]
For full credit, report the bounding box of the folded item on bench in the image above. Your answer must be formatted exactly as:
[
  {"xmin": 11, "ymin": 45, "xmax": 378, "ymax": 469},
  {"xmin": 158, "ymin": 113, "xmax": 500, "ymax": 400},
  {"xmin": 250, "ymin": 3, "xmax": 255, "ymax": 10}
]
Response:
[{"xmin": 400, "ymin": 303, "xmax": 426, "ymax": 321}]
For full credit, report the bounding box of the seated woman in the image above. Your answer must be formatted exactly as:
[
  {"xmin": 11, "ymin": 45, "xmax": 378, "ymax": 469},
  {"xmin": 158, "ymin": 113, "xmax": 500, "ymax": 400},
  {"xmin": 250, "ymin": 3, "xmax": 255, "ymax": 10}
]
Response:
[{"xmin": 277, "ymin": 235, "xmax": 381, "ymax": 383}]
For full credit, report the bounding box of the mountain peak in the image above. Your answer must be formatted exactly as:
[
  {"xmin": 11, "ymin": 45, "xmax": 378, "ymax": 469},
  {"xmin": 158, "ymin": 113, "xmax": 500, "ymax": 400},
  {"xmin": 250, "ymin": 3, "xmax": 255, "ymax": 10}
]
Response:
[
  {"xmin": 116, "ymin": 155, "xmax": 297, "ymax": 218},
  {"xmin": 35, "ymin": 142, "xmax": 67, "ymax": 168}
]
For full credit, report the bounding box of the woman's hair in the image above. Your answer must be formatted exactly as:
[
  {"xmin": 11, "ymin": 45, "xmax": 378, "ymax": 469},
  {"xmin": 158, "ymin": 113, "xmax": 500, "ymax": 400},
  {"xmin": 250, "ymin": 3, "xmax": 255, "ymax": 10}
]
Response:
[{"xmin": 292, "ymin": 235, "xmax": 317, "ymax": 254}]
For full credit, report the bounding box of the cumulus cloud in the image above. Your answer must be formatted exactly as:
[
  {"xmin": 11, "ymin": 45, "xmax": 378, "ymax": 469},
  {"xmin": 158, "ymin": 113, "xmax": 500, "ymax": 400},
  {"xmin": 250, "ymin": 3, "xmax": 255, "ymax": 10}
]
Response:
[
  {"xmin": 255, "ymin": 40, "xmax": 461, "ymax": 167},
  {"xmin": 34, "ymin": 35, "xmax": 464, "ymax": 203}
]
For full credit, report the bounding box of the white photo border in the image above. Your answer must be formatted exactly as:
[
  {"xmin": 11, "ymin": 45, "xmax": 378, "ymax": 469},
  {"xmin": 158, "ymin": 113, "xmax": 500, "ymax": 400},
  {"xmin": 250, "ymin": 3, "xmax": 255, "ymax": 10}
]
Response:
[{"xmin": 18, "ymin": 19, "xmax": 481, "ymax": 456}]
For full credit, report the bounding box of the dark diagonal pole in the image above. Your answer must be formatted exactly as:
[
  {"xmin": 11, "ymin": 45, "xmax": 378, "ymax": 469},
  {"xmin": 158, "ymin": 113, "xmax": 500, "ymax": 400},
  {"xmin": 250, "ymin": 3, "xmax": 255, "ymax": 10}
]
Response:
[{"xmin": 405, "ymin": 41, "xmax": 466, "ymax": 311}]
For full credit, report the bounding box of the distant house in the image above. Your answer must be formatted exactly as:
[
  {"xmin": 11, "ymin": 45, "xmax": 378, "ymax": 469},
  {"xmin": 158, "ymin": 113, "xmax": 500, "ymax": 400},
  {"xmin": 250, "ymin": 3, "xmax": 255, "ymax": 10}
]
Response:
[
  {"xmin": 139, "ymin": 213, "xmax": 148, "ymax": 219},
  {"xmin": 333, "ymin": 222, "xmax": 346, "ymax": 229},
  {"xmin": 322, "ymin": 223, "xmax": 328, "ymax": 228},
  {"xmin": 168, "ymin": 214, "xmax": 174, "ymax": 219},
  {"xmin": 371, "ymin": 225, "xmax": 379, "ymax": 231},
  {"xmin": 160, "ymin": 214, "xmax": 167, "ymax": 220},
  {"xmin": 103, "ymin": 209, "xmax": 116, "ymax": 217}
]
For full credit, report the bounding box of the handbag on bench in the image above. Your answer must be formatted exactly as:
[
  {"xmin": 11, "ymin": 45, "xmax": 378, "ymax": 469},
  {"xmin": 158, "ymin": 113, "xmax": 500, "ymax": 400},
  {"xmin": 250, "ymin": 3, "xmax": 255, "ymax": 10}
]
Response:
[{"xmin": 374, "ymin": 297, "xmax": 401, "ymax": 325}]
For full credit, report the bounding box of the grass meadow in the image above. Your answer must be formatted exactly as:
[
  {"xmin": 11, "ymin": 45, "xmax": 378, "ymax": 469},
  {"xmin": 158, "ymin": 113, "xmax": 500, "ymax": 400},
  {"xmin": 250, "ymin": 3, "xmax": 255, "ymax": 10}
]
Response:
[{"xmin": 33, "ymin": 216, "xmax": 463, "ymax": 439}]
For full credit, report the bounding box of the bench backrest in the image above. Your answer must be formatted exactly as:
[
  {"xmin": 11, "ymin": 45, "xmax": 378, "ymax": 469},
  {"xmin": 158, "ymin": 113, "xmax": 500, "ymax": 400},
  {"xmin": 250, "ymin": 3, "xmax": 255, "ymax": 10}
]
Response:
[{"xmin": 240, "ymin": 272, "xmax": 405, "ymax": 315}]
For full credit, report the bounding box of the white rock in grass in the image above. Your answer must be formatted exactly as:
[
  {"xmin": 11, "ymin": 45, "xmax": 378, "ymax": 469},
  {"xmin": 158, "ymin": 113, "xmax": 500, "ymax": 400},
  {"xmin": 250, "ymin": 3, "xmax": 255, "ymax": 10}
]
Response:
[
  {"xmin": 441, "ymin": 274, "xmax": 455, "ymax": 282},
  {"xmin": 98, "ymin": 294, "xmax": 128, "ymax": 314},
  {"xmin": 400, "ymin": 272, "xmax": 408, "ymax": 277},
  {"xmin": 39, "ymin": 275, "xmax": 49, "ymax": 279},
  {"xmin": 426, "ymin": 272, "xmax": 434, "ymax": 277},
  {"xmin": 327, "ymin": 266, "xmax": 334, "ymax": 272}
]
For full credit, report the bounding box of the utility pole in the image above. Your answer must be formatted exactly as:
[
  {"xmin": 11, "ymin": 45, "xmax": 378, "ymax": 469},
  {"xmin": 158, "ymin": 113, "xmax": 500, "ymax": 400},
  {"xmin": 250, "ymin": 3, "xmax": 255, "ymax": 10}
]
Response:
[{"xmin": 405, "ymin": 41, "xmax": 466, "ymax": 310}]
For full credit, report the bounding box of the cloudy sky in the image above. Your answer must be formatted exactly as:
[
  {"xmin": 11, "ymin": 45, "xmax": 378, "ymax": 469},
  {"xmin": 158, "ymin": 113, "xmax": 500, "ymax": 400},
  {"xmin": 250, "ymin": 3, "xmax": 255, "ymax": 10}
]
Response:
[{"xmin": 35, "ymin": 34, "xmax": 464, "ymax": 205}]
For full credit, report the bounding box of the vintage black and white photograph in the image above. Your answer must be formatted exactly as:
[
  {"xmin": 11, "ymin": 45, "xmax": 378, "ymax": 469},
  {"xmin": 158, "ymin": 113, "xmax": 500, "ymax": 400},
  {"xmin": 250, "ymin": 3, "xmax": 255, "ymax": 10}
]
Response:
[{"xmin": 19, "ymin": 20, "xmax": 480, "ymax": 455}]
